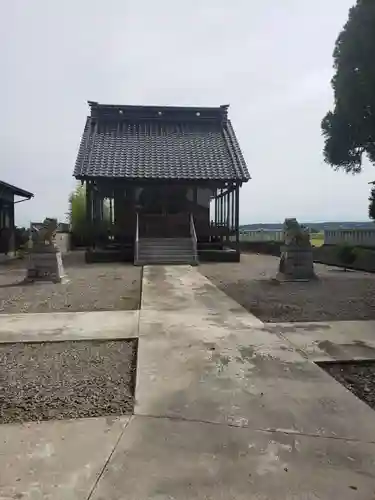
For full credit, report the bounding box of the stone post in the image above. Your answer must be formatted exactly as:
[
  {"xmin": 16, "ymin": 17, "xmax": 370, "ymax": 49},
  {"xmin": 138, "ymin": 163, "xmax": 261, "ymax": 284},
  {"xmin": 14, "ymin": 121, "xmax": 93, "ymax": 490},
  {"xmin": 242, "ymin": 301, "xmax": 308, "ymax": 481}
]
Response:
[
  {"xmin": 276, "ymin": 218, "xmax": 316, "ymax": 282},
  {"xmin": 26, "ymin": 218, "xmax": 68, "ymax": 284}
]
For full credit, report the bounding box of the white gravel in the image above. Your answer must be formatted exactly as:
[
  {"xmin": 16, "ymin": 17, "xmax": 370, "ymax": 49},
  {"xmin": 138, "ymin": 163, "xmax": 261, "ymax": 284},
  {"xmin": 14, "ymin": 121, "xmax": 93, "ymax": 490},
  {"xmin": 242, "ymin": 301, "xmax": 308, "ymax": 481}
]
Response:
[
  {"xmin": 0, "ymin": 252, "xmax": 141, "ymax": 314},
  {"xmin": 200, "ymin": 254, "xmax": 375, "ymax": 322},
  {"xmin": 0, "ymin": 339, "xmax": 136, "ymax": 424}
]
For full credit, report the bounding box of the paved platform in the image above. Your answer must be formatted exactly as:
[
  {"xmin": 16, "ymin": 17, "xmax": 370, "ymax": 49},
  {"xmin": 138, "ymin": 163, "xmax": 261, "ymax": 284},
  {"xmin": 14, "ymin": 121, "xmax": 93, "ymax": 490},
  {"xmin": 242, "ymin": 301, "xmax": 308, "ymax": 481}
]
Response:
[
  {"xmin": 1, "ymin": 265, "xmax": 375, "ymax": 499},
  {"xmin": 0, "ymin": 310, "xmax": 139, "ymax": 343},
  {"xmin": 266, "ymin": 320, "xmax": 375, "ymax": 361},
  {"xmin": 0, "ymin": 416, "xmax": 130, "ymax": 500},
  {"xmin": 90, "ymin": 416, "xmax": 375, "ymax": 500},
  {"xmin": 136, "ymin": 267, "xmax": 375, "ymax": 443}
]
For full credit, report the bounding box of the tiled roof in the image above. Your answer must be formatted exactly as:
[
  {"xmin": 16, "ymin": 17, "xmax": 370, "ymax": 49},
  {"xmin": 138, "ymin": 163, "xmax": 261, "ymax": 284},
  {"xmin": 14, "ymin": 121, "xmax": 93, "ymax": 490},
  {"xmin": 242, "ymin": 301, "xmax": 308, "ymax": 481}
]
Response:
[{"xmin": 74, "ymin": 102, "xmax": 250, "ymax": 182}]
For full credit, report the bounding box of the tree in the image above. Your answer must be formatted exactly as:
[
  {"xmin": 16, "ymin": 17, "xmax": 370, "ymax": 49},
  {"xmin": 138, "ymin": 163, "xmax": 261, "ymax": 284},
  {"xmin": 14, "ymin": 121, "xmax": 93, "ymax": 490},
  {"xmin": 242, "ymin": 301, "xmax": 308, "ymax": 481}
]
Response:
[
  {"xmin": 67, "ymin": 183, "xmax": 111, "ymax": 235},
  {"xmin": 336, "ymin": 244, "xmax": 357, "ymax": 271},
  {"xmin": 67, "ymin": 183, "xmax": 86, "ymax": 233},
  {"xmin": 369, "ymin": 185, "xmax": 375, "ymax": 220},
  {"xmin": 321, "ymin": 0, "xmax": 375, "ymax": 215}
]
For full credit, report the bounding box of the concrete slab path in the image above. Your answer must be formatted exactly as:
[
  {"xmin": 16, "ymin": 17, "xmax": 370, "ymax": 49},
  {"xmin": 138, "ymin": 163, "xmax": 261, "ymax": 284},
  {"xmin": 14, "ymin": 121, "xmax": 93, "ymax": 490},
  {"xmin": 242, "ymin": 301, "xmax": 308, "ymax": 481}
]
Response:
[
  {"xmin": 136, "ymin": 267, "xmax": 375, "ymax": 442},
  {"xmin": 90, "ymin": 415, "xmax": 375, "ymax": 500},
  {"xmin": 1, "ymin": 265, "xmax": 375, "ymax": 499},
  {"xmin": 0, "ymin": 416, "xmax": 130, "ymax": 500},
  {"xmin": 266, "ymin": 320, "xmax": 375, "ymax": 362},
  {"xmin": 0, "ymin": 310, "xmax": 139, "ymax": 343}
]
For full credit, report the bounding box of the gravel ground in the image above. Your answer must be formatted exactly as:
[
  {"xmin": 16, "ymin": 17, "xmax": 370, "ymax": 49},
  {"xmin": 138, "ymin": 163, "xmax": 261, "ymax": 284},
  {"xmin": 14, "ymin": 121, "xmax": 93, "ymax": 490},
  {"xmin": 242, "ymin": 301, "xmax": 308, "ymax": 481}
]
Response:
[
  {"xmin": 319, "ymin": 361, "xmax": 375, "ymax": 411},
  {"xmin": 0, "ymin": 252, "xmax": 141, "ymax": 313},
  {"xmin": 200, "ymin": 253, "xmax": 375, "ymax": 322},
  {"xmin": 0, "ymin": 339, "xmax": 137, "ymax": 423}
]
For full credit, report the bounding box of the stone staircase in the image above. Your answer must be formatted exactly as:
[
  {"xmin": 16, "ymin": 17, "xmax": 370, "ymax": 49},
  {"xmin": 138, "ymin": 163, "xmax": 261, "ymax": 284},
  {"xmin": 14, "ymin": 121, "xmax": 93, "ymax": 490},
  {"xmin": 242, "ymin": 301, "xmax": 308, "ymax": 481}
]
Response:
[{"xmin": 135, "ymin": 238, "xmax": 198, "ymax": 266}]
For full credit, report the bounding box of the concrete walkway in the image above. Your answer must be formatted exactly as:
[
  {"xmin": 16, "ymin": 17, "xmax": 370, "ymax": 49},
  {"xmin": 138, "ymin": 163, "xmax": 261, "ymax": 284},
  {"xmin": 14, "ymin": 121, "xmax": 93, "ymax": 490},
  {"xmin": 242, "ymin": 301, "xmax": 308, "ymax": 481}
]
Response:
[
  {"xmin": 0, "ymin": 310, "xmax": 139, "ymax": 343},
  {"xmin": 266, "ymin": 320, "xmax": 375, "ymax": 362},
  {"xmin": 1, "ymin": 266, "xmax": 375, "ymax": 499}
]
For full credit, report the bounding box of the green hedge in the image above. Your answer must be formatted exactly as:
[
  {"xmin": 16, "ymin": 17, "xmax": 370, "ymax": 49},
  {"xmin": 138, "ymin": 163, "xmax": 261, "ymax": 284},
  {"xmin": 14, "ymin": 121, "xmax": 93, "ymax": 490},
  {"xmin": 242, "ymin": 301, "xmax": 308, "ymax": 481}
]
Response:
[{"xmin": 240, "ymin": 240, "xmax": 375, "ymax": 273}]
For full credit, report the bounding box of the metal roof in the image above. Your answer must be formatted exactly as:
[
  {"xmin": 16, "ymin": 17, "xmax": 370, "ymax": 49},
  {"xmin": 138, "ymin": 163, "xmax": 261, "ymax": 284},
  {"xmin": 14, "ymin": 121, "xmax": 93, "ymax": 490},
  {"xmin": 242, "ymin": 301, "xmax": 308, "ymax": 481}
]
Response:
[
  {"xmin": 0, "ymin": 180, "xmax": 34, "ymax": 199},
  {"xmin": 74, "ymin": 102, "xmax": 250, "ymax": 182}
]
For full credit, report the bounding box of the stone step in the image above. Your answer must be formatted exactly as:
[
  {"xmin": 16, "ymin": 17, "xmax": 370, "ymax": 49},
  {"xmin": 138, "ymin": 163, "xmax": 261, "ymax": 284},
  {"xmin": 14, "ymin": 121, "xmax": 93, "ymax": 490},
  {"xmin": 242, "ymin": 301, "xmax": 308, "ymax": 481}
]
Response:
[
  {"xmin": 136, "ymin": 237, "xmax": 197, "ymax": 265},
  {"xmin": 138, "ymin": 244, "xmax": 194, "ymax": 249},
  {"xmin": 135, "ymin": 252, "xmax": 197, "ymax": 258},
  {"xmin": 139, "ymin": 256, "xmax": 194, "ymax": 260},
  {"xmin": 135, "ymin": 259, "xmax": 197, "ymax": 266},
  {"xmin": 140, "ymin": 239, "xmax": 193, "ymax": 243},
  {"xmin": 139, "ymin": 238, "xmax": 191, "ymax": 242},
  {"xmin": 138, "ymin": 247, "xmax": 193, "ymax": 254}
]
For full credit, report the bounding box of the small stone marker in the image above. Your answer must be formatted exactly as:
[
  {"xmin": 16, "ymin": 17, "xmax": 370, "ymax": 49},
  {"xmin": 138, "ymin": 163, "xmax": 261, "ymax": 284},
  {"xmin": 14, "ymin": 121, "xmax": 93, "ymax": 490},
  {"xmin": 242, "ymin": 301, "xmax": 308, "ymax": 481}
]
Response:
[
  {"xmin": 276, "ymin": 218, "xmax": 316, "ymax": 282},
  {"xmin": 26, "ymin": 218, "xmax": 68, "ymax": 284}
]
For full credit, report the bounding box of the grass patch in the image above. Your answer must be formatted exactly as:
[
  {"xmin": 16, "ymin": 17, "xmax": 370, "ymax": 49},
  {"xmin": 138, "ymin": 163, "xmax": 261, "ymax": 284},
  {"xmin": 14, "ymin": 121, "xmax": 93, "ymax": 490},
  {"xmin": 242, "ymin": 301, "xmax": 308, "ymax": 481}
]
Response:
[{"xmin": 310, "ymin": 232, "xmax": 324, "ymax": 247}]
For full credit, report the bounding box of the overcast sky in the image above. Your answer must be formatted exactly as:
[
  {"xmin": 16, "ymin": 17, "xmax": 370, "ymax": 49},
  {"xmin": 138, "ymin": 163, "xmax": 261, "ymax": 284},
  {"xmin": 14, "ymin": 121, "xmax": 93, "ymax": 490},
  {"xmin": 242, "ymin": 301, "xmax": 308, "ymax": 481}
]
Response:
[{"xmin": 1, "ymin": 0, "xmax": 373, "ymax": 225}]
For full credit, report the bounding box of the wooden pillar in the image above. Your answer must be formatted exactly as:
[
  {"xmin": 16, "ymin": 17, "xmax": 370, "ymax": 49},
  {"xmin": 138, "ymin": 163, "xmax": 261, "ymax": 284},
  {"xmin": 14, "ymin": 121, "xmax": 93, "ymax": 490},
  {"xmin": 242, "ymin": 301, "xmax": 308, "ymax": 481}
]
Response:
[
  {"xmin": 85, "ymin": 180, "xmax": 93, "ymax": 249},
  {"xmin": 92, "ymin": 187, "xmax": 98, "ymax": 225},
  {"xmin": 217, "ymin": 190, "xmax": 220, "ymax": 224},
  {"xmin": 235, "ymin": 184, "xmax": 240, "ymax": 253},
  {"xmin": 217, "ymin": 191, "xmax": 220, "ymax": 224},
  {"xmin": 8, "ymin": 201, "xmax": 15, "ymax": 255},
  {"xmin": 214, "ymin": 191, "xmax": 218, "ymax": 224},
  {"xmin": 226, "ymin": 190, "xmax": 230, "ymax": 243},
  {"xmin": 109, "ymin": 198, "xmax": 113, "ymax": 226},
  {"xmin": 113, "ymin": 187, "xmax": 119, "ymax": 225},
  {"xmin": 231, "ymin": 186, "xmax": 235, "ymax": 231},
  {"xmin": 220, "ymin": 190, "xmax": 224, "ymax": 224},
  {"xmin": 223, "ymin": 190, "xmax": 226, "ymax": 227},
  {"xmin": 100, "ymin": 195, "xmax": 104, "ymax": 221},
  {"xmin": 221, "ymin": 192, "xmax": 223, "ymax": 221}
]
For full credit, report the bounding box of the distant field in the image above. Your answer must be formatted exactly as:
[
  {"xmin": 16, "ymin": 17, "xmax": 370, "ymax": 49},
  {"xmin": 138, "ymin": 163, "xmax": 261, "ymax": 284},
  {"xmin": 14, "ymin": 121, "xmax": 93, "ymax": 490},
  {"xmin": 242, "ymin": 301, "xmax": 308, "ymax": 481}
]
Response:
[{"xmin": 311, "ymin": 232, "xmax": 325, "ymax": 247}]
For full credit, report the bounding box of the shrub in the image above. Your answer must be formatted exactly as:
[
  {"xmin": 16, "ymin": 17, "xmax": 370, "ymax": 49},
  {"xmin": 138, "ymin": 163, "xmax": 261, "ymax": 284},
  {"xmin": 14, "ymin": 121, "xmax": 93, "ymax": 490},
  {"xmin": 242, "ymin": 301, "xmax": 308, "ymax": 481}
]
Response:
[
  {"xmin": 16, "ymin": 245, "xmax": 27, "ymax": 259},
  {"xmin": 336, "ymin": 244, "xmax": 357, "ymax": 270},
  {"xmin": 14, "ymin": 227, "xmax": 29, "ymax": 250}
]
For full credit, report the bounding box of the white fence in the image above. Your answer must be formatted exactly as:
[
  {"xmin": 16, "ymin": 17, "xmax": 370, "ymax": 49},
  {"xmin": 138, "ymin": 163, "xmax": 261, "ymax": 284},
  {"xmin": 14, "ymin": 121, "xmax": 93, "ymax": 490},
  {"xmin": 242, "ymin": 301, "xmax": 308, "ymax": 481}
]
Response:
[
  {"xmin": 239, "ymin": 228, "xmax": 375, "ymax": 248},
  {"xmin": 239, "ymin": 230, "xmax": 284, "ymax": 242},
  {"xmin": 324, "ymin": 229, "xmax": 375, "ymax": 248}
]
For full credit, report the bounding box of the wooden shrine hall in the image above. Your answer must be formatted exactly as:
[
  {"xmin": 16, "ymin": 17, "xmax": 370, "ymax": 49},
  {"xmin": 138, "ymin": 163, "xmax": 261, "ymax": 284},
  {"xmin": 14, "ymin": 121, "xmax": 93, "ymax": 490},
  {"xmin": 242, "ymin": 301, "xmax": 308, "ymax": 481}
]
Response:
[
  {"xmin": 73, "ymin": 101, "xmax": 250, "ymax": 265},
  {"xmin": 0, "ymin": 180, "xmax": 34, "ymax": 259}
]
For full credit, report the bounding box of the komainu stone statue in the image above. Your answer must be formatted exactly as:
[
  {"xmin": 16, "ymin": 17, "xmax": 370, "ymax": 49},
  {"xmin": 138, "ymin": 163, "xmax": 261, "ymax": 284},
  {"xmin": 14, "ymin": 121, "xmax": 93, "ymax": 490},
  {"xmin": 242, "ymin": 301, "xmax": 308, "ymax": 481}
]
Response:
[
  {"xmin": 26, "ymin": 218, "xmax": 67, "ymax": 283},
  {"xmin": 30, "ymin": 218, "xmax": 58, "ymax": 249},
  {"xmin": 277, "ymin": 218, "xmax": 316, "ymax": 281}
]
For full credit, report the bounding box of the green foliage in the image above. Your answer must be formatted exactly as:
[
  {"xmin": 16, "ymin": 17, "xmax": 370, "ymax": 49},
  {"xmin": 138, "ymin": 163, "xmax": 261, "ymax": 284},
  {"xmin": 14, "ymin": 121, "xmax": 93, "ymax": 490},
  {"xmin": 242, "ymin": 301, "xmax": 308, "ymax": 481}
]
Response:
[
  {"xmin": 14, "ymin": 227, "xmax": 28, "ymax": 250},
  {"xmin": 67, "ymin": 183, "xmax": 111, "ymax": 240},
  {"xmin": 310, "ymin": 232, "xmax": 324, "ymax": 247},
  {"xmin": 68, "ymin": 183, "xmax": 86, "ymax": 234},
  {"xmin": 321, "ymin": 0, "xmax": 375, "ymax": 174},
  {"xmin": 336, "ymin": 243, "xmax": 357, "ymax": 269},
  {"xmin": 369, "ymin": 186, "xmax": 375, "ymax": 221}
]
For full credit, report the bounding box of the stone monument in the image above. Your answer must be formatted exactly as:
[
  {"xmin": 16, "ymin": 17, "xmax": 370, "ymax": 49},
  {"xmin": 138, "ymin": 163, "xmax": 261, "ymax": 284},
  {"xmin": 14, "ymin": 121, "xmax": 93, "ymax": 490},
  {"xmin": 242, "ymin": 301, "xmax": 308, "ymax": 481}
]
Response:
[
  {"xmin": 26, "ymin": 218, "xmax": 67, "ymax": 283},
  {"xmin": 276, "ymin": 218, "xmax": 316, "ymax": 282}
]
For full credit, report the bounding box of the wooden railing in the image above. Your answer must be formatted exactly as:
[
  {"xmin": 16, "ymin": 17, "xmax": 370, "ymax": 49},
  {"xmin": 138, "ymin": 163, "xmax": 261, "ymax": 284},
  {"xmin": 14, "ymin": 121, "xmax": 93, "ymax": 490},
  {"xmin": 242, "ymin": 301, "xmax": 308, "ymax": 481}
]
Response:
[
  {"xmin": 208, "ymin": 223, "xmax": 234, "ymax": 237},
  {"xmin": 135, "ymin": 212, "xmax": 139, "ymax": 262},
  {"xmin": 190, "ymin": 213, "xmax": 198, "ymax": 261}
]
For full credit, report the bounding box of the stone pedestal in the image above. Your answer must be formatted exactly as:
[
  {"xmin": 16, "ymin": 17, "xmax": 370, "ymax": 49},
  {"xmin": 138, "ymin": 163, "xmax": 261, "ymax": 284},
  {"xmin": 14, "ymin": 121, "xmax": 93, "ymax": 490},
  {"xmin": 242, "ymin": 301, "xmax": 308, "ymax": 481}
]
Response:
[
  {"xmin": 276, "ymin": 244, "xmax": 316, "ymax": 282},
  {"xmin": 26, "ymin": 245, "xmax": 67, "ymax": 283}
]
